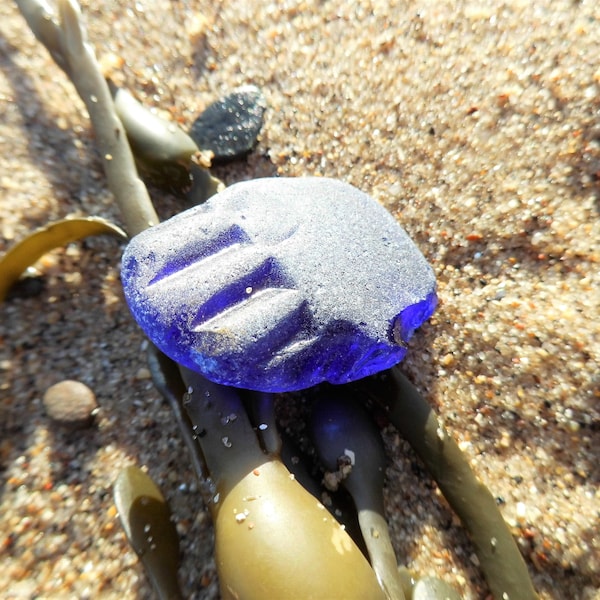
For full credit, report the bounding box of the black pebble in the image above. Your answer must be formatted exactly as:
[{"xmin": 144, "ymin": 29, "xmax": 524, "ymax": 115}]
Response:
[
  {"xmin": 7, "ymin": 275, "xmax": 46, "ymax": 300},
  {"xmin": 190, "ymin": 85, "xmax": 267, "ymax": 162}
]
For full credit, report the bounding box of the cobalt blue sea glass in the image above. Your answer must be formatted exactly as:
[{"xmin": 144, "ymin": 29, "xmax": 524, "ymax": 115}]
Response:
[{"xmin": 121, "ymin": 177, "xmax": 437, "ymax": 392}]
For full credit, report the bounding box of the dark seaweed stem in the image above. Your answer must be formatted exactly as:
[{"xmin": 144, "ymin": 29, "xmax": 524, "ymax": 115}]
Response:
[
  {"xmin": 15, "ymin": 0, "xmax": 159, "ymax": 236},
  {"xmin": 243, "ymin": 391, "xmax": 282, "ymax": 456},
  {"xmin": 147, "ymin": 348, "xmax": 273, "ymax": 507},
  {"xmin": 359, "ymin": 368, "xmax": 538, "ymax": 600},
  {"xmin": 147, "ymin": 347, "xmax": 282, "ymax": 510},
  {"xmin": 146, "ymin": 346, "xmax": 212, "ymax": 498},
  {"xmin": 178, "ymin": 366, "xmax": 272, "ymax": 508},
  {"xmin": 310, "ymin": 394, "xmax": 407, "ymax": 600}
]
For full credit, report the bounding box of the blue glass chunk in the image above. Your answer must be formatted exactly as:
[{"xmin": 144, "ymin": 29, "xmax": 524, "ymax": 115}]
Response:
[{"xmin": 121, "ymin": 177, "xmax": 437, "ymax": 392}]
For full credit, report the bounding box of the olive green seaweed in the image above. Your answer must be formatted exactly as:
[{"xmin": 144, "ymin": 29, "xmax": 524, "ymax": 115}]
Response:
[
  {"xmin": 178, "ymin": 366, "xmax": 387, "ymax": 600},
  {"xmin": 108, "ymin": 82, "xmax": 224, "ymax": 200},
  {"xmin": 0, "ymin": 217, "xmax": 125, "ymax": 302},
  {"xmin": 113, "ymin": 466, "xmax": 183, "ymax": 600},
  {"xmin": 178, "ymin": 366, "xmax": 269, "ymax": 501},
  {"xmin": 16, "ymin": 0, "xmax": 159, "ymax": 236},
  {"xmin": 243, "ymin": 390, "xmax": 282, "ymax": 456},
  {"xmin": 146, "ymin": 345, "xmax": 212, "ymax": 499},
  {"xmin": 311, "ymin": 394, "xmax": 408, "ymax": 600},
  {"xmin": 358, "ymin": 367, "xmax": 538, "ymax": 600}
]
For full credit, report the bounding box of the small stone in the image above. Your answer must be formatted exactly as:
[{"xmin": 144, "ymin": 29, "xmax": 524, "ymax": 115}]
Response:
[
  {"xmin": 189, "ymin": 85, "xmax": 266, "ymax": 162},
  {"xmin": 412, "ymin": 576, "xmax": 462, "ymax": 600},
  {"xmin": 440, "ymin": 353, "xmax": 455, "ymax": 367},
  {"xmin": 6, "ymin": 273, "xmax": 46, "ymax": 300},
  {"xmin": 135, "ymin": 367, "xmax": 151, "ymax": 380},
  {"xmin": 42, "ymin": 380, "xmax": 98, "ymax": 429}
]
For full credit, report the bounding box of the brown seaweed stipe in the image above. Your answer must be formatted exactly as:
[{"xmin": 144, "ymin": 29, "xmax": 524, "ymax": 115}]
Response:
[
  {"xmin": 109, "ymin": 82, "xmax": 224, "ymax": 200},
  {"xmin": 177, "ymin": 365, "xmax": 387, "ymax": 600},
  {"xmin": 310, "ymin": 393, "xmax": 408, "ymax": 600},
  {"xmin": 16, "ymin": 0, "xmax": 159, "ymax": 236},
  {"xmin": 113, "ymin": 467, "xmax": 184, "ymax": 600},
  {"xmin": 357, "ymin": 368, "xmax": 539, "ymax": 600}
]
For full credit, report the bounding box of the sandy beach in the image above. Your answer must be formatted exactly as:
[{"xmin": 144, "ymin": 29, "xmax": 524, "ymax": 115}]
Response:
[{"xmin": 0, "ymin": 1, "xmax": 598, "ymax": 598}]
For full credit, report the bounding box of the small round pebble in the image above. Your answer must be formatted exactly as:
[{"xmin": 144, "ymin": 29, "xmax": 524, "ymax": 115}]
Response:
[
  {"xmin": 42, "ymin": 380, "xmax": 98, "ymax": 429},
  {"xmin": 6, "ymin": 272, "xmax": 46, "ymax": 300},
  {"xmin": 189, "ymin": 85, "xmax": 267, "ymax": 162},
  {"xmin": 412, "ymin": 576, "xmax": 462, "ymax": 600}
]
